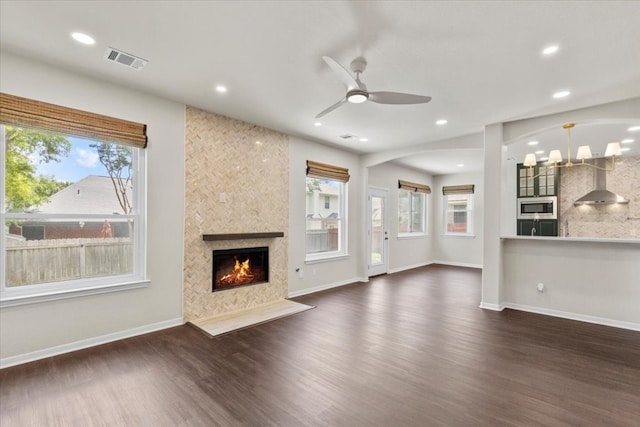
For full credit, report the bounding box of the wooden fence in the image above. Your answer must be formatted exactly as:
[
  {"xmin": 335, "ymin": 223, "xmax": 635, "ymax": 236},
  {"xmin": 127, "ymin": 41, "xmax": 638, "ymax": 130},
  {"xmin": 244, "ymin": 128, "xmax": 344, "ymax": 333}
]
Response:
[
  {"xmin": 5, "ymin": 238, "xmax": 133, "ymax": 287},
  {"xmin": 306, "ymin": 228, "xmax": 339, "ymax": 253}
]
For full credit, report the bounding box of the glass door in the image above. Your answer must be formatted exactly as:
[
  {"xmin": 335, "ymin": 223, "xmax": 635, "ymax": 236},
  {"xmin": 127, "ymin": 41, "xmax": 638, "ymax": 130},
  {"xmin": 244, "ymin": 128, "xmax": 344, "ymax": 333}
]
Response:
[{"xmin": 368, "ymin": 187, "xmax": 388, "ymax": 277}]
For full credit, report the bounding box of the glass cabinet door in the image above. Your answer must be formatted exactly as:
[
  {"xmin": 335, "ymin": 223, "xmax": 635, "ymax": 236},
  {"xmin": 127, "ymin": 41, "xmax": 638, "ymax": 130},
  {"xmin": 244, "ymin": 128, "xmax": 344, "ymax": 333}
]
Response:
[
  {"xmin": 519, "ymin": 167, "xmax": 535, "ymax": 197},
  {"xmin": 517, "ymin": 163, "xmax": 557, "ymax": 197}
]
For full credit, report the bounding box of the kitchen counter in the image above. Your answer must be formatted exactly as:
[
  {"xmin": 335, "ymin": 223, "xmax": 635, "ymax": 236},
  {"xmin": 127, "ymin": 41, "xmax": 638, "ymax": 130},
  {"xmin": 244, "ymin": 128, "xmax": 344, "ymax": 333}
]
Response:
[
  {"xmin": 501, "ymin": 235, "xmax": 640, "ymax": 244},
  {"xmin": 500, "ymin": 235, "xmax": 640, "ymax": 329}
]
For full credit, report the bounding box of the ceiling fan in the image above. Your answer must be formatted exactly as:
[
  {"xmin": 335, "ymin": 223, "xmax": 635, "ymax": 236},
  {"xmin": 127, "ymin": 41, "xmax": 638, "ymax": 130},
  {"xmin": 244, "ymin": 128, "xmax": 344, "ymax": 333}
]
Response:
[{"xmin": 315, "ymin": 56, "xmax": 432, "ymax": 118}]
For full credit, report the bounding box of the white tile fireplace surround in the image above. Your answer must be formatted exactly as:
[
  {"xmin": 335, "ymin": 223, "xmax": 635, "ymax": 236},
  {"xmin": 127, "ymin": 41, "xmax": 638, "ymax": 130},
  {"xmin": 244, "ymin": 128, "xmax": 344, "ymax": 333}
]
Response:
[{"xmin": 183, "ymin": 107, "xmax": 289, "ymax": 323}]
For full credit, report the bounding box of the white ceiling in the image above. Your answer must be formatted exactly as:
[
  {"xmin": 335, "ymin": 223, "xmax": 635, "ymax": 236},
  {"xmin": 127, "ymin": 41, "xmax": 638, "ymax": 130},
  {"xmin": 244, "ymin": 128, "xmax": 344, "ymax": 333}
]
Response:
[{"xmin": 1, "ymin": 1, "xmax": 639, "ymax": 175}]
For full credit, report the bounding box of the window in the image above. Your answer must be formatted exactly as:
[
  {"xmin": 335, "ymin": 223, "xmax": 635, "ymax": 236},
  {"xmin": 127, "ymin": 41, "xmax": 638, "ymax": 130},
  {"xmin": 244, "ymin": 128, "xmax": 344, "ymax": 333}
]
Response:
[
  {"xmin": 398, "ymin": 180, "xmax": 430, "ymax": 236},
  {"xmin": 398, "ymin": 190, "xmax": 427, "ymax": 235},
  {"xmin": 305, "ymin": 160, "xmax": 348, "ymax": 260},
  {"xmin": 1, "ymin": 93, "xmax": 147, "ymax": 306},
  {"xmin": 442, "ymin": 185, "xmax": 474, "ymax": 236}
]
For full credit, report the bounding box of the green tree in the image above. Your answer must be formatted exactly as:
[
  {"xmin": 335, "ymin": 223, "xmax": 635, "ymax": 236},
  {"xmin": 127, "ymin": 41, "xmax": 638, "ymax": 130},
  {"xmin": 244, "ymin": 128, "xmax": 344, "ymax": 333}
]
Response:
[
  {"xmin": 4, "ymin": 126, "xmax": 71, "ymax": 212},
  {"xmin": 90, "ymin": 142, "xmax": 133, "ymax": 215}
]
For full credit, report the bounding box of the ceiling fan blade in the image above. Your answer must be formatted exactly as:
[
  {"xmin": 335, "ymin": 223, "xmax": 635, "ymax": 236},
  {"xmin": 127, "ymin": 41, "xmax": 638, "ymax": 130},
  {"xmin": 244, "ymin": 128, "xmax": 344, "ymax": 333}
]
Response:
[
  {"xmin": 368, "ymin": 91, "xmax": 432, "ymax": 105},
  {"xmin": 322, "ymin": 56, "xmax": 360, "ymax": 91},
  {"xmin": 315, "ymin": 98, "xmax": 348, "ymax": 118}
]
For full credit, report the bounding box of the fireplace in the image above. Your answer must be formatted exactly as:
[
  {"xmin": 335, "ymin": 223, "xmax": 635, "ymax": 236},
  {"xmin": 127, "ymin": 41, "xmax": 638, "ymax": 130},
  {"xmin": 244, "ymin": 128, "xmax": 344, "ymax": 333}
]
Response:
[{"xmin": 212, "ymin": 246, "xmax": 269, "ymax": 292}]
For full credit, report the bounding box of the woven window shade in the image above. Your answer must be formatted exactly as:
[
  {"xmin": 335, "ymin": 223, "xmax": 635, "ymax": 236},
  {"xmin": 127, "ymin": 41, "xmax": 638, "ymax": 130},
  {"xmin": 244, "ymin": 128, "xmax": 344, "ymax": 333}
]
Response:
[
  {"xmin": 442, "ymin": 184, "xmax": 474, "ymax": 195},
  {"xmin": 398, "ymin": 180, "xmax": 431, "ymax": 194},
  {"xmin": 0, "ymin": 92, "xmax": 147, "ymax": 148},
  {"xmin": 306, "ymin": 160, "xmax": 350, "ymax": 183}
]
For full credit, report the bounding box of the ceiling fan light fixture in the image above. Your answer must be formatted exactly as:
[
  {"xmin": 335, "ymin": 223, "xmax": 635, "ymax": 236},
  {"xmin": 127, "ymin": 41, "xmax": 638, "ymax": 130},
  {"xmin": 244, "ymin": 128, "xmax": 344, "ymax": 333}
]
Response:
[
  {"xmin": 347, "ymin": 90, "xmax": 368, "ymax": 104},
  {"xmin": 316, "ymin": 56, "xmax": 431, "ymax": 117}
]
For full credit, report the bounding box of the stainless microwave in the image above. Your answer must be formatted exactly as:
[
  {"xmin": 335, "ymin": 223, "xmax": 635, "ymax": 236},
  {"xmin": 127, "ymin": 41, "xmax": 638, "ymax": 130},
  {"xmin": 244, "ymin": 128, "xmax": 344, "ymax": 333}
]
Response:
[{"xmin": 517, "ymin": 196, "xmax": 557, "ymax": 220}]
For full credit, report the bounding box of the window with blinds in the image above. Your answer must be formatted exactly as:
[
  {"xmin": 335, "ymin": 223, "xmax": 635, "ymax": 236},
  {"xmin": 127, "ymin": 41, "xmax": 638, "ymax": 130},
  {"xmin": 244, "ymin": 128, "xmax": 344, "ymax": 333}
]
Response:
[
  {"xmin": 0, "ymin": 93, "xmax": 147, "ymax": 148},
  {"xmin": 398, "ymin": 180, "xmax": 429, "ymax": 236},
  {"xmin": 1, "ymin": 93, "xmax": 148, "ymax": 305},
  {"xmin": 305, "ymin": 160, "xmax": 348, "ymax": 259},
  {"xmin": 442, "ymin": 184, "xmax": 474, "ymax": 235}
]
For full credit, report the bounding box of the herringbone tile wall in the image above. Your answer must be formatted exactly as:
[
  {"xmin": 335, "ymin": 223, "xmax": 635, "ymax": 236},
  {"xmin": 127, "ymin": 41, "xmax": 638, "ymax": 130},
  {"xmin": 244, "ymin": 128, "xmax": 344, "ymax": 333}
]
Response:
[
  {"xmin": 559, "ymin": 155, "xmax": 640, "ymax": 238},
  {"xmin": 183, "ymin": 106, "xmax": 289, "ymax": 322}
]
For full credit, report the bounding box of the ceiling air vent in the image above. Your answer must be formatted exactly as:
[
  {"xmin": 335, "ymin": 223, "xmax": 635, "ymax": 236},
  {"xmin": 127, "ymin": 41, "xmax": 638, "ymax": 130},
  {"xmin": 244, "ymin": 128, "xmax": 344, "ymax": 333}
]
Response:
[{"xmin": 104, "ymin": 47, "xmax": 148, "ymax": 70}]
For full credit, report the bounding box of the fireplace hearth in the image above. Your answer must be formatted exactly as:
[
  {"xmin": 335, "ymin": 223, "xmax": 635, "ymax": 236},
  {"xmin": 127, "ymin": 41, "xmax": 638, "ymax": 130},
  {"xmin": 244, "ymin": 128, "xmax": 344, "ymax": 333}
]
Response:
[{"xmin": 212, "ymin": 247, "xmax": 269, "ymax": 292}]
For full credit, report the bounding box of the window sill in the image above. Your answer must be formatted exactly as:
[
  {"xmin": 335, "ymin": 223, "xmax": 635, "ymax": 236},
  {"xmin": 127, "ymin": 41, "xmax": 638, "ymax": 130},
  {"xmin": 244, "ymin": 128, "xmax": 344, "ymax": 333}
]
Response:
[
  {"xmin": 0, "ymin": 280, "xmax": 150, "ymax": 308},
  {"xmin": 398, "ymin": 233, "xmax": 428, "ymax": 239},
  {"xmin": 441, "ymin": 233, "xmax": 476, "ymax": 239},
  {"xmin": 305, "ymin": 253, "xmax": 350, "ymax": 264}
]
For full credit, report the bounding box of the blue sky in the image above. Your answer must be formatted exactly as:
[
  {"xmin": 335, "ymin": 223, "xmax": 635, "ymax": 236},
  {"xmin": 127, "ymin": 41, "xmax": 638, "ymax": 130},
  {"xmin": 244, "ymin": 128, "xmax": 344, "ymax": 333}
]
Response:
[{"xmin": 35, "ymin": 137, "xmax": 110, "ymax": 183}]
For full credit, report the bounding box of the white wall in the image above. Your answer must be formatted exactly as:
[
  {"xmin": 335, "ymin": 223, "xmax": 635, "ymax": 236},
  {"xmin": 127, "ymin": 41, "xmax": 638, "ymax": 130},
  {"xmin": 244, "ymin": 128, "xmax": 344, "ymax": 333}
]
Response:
[
  {"xmin": 367, "ymin": 161, "xmax": 434, "ymax": 272},
  {"xmin": 288, "ymin": 137, "xmax": 365, "ymax": 296},
  {"xmin": 0, "ymin": 52, "xmax": 185, "ymax": 365},
  {"xmin": 432, "ymin": 172, "xmax": 484, "ymax": 268},
  {"xmin": 503, "ymin": 238, "xmax": 640, "ymax": 329}
]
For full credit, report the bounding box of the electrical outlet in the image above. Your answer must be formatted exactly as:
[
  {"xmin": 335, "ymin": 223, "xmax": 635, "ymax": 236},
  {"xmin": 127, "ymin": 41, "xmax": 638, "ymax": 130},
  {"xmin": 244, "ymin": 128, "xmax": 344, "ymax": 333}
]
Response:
[
  {"xmin": 537, "ymin": 282, "xmax": 545, "ymax": 292},
  {"xmin": 219, "ymin": 193, "xmax": 227, "ymax": 203}
]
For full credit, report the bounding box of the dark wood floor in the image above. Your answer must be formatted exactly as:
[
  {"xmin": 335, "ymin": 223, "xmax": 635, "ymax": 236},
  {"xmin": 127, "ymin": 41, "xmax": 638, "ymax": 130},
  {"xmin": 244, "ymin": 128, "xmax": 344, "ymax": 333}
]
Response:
[{"xmin": 1, "ymin": 265, "xmax": 639, "ymax": 426}]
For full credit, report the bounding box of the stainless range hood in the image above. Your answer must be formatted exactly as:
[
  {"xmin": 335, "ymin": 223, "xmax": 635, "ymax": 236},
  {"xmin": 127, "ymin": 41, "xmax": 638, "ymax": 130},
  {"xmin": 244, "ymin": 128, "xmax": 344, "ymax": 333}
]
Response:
[{"xmin": 574, "ymin": 158, "xmax": 628, "ymax": 205}]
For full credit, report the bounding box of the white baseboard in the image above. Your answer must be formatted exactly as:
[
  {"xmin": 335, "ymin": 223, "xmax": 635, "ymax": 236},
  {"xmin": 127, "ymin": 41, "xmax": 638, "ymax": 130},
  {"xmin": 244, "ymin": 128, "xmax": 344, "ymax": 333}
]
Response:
[
  {"xmin": 503, "ymin": 303, "xmax": 640, "ymax": 332},
  {"xmin": 0, "ymin": 317, "xmax": 183, "ymax": 369},
  {"xmin": 387, "ymin": 261, "xmax": 433, "ymax": 274},
  {"xmin": 432, "ymin": 260, "xmax": 483, "ymax": 269},
  {"xmin": 288, "ymin": 277, "xmax": 367, "ymax": 298},
  {"xmin": 479, "ymin": 301, "xmax": 505, "ymax": 311}
]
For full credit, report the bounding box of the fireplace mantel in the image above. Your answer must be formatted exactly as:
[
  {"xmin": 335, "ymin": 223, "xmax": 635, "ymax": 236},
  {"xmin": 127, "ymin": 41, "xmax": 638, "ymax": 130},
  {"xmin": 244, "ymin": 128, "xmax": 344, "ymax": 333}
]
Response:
[{"xmin": 202, "ymin": 232, "xmax": 284, "ymax": 241}]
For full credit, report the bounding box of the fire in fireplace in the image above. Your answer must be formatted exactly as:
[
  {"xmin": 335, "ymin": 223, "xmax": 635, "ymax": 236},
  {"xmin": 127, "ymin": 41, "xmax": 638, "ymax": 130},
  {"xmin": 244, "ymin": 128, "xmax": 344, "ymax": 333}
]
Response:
[{"xmin": 212, "ymin": 246, "xmax": 269, "ymax": 291}]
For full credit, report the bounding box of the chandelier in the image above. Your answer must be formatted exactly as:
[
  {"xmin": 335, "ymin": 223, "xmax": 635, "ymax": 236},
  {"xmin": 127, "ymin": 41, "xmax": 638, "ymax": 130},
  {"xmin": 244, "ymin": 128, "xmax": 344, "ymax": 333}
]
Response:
[{"xmin": 522, "ymin": 123, "xmax": 622, "ymax": 176}]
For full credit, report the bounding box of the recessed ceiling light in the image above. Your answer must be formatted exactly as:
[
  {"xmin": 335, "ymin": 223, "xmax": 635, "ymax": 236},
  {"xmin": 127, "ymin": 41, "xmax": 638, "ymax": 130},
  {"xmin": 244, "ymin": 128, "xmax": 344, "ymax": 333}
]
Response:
[
  {"xmin": 552, "ymin": 90, "xmax": 570, "ymax": 99},
  {"xmin": 71, "ymin": 32, "xmax": 95, "ymax": 45},
  {"xmin": 527, "ymin": 141, "xmax": 539, "ymax": 146},
  {"xmin": 628, "ymin": 126, "xmax": 640, "ymax": 132},
  {"xmin": 314, "ymin": 122, "xmax": 322, "ymax": 127},
  {"xmin": 359, "ymin": 138, "xmax": 368, "ymax": 142},
  {"xmin": 621, "ymin": 139, "xmax": 634, "ymax": 144},
  {"xmin": 535, "ymin": 150, "xmax": 545, "ymax": 154},
  {"xmin": 542, "ymin": 45, "xmax": 559, "ymax": 55},
  {"xmin": 215, "ymin": 85, "xmax": 227, "ymax": 93},
  {"xmin": 436, "ymin": 119, "xmax": 448, "ymax": 125},
  {"xmin": 621, "ymin": 147, "xmax": 631, "ymax": 152},
  {"xmin": 540, "ymin": 156, "xmax": 549, "ymax": 161},
  {"xmin": 457, "ymin": 163, "xmax": 464, "ymax": 167}
]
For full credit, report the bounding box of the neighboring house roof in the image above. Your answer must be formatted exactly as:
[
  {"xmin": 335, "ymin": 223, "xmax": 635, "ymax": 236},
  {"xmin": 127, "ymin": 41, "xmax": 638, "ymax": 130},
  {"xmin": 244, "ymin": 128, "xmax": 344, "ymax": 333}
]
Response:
[{"xmin": 31, "ymin": 175, "xmax": 131, "ymax": 215}]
